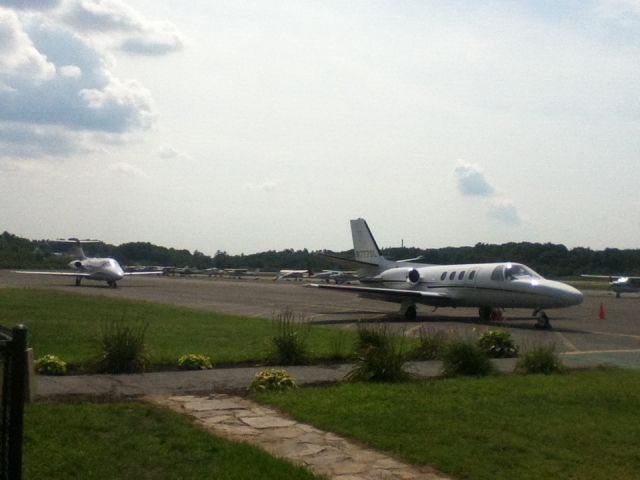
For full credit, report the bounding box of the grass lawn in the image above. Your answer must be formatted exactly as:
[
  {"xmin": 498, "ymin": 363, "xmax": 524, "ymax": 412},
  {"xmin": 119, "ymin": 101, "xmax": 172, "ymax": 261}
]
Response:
[
  {"xmin": 258, "ymin": 369, "xmax": 640, "ymax": 480},
  {"xmin": 0, "ymin": 288, "xmax": 356, "ymax": 367},
  {"xmin": 24, "ymin": 402, "xmax": 324, "ymax": 480}
]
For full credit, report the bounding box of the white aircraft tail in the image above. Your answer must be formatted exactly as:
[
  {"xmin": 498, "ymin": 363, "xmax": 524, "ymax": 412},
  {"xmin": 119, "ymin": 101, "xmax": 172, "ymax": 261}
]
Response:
[
  {"xmin": 68, "ymin": 238, "xmax": 87, "ymax": 260},
  {"xmin": 56, "ymin": 238, "xmax": 100, "ymax": 260},
  {"xmin": 350, "ymin": 218, "xmax": 388, "ymax": 267}
]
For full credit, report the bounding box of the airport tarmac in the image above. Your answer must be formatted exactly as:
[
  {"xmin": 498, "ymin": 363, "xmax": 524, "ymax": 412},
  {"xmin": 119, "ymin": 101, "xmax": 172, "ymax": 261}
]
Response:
[{"xmin": 2, "ymin": 270, "xmax": 639, "ymax": 368}]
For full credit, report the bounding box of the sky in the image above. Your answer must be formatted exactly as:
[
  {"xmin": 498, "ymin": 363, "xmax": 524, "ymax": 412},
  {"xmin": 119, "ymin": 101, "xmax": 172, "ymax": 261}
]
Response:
[{"xmin": 1, "ymin": 0, "xmax": 639, "ymax": 255}]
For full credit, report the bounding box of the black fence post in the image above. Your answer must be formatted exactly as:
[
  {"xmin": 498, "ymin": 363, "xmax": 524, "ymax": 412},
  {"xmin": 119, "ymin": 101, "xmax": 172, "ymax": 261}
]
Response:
[{"xmin": 7, "ymin": 325, "xmax": 27, "ymax": 480}]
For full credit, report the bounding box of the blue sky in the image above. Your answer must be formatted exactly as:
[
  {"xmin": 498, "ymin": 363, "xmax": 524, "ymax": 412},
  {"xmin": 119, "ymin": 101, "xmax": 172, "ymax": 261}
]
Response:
[{"xmin": 1, "ymin": 0, "xmax": 639, "ymax": 254}]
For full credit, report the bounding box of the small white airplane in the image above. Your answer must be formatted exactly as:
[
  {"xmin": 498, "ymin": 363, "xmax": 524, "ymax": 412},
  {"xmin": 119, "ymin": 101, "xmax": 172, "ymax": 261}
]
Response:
[
  {"xmin": 276, "ymin": 269, "xmax": 312, "ymax": 281},
  {"xmin": 308, "ymin": 219, "xmax": 583, "ymax": 328},
  {"xmin": 310, "ymin": 269, "xmax": 358, "ymax": 284},
  {"xmin": 581, "ymin": 274, "xmax": 640, "ymax": 297},
  {"xmin": 15, "ymin": 238, "xmax": 162, "ymax": 288}
]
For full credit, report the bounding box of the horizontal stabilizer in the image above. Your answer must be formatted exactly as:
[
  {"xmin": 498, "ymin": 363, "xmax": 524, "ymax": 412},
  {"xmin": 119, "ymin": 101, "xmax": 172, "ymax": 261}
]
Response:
[{"xmin": 317, "ymin": 252, "xmax": 379, "ymax": 268}]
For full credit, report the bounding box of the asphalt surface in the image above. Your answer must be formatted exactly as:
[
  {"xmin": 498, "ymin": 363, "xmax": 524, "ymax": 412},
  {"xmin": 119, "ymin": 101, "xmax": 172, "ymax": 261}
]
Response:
[{"xmin": 3, "ymin": 270, "xmax": 640, "ymax": 379}]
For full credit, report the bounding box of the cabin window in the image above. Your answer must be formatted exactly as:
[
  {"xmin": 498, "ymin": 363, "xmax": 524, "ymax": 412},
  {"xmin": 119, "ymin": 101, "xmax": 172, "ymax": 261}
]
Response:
[
  {"xmin": 469, "ymin": 270, "xmax": 476, "ymax": 280},
  {"xmin": 449, "ymin": 271, "xmax": 456, "ymax": 280},
  {"xmin": 490, "ymin": 265, "xmax": 504, "ymax": 281},
  {"xmin": 458, "ymin": 271, "xmax": 465, "ymax": 280},
  {"xmin": 440, "ymin": 272, "xmax": 447, "ymax": 281}
]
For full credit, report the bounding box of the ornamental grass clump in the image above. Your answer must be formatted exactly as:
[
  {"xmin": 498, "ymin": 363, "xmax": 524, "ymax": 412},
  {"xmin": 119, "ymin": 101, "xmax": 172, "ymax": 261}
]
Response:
[
  {"xmin": 441, "ymin": 340, "xmax": 493, "ymax": 377},
  {"xmin": 177, "ymin": 354, "xmax": 213, "ymax": 370},
  {"xmin": 515, "ymin": 345, "xmax": 564, "ymax": 375},
  {"xmin": 249, "ymin": 368, "xmax": 297, "ymax": 392},
  {"xmin": 94, "ymin": 317, "xmax": 151, "ymax": 374},
  {"xmin": 269, "ymin": 307, "xmax": 310, "ymax": 365},
  {"xmin": 477, "ymin": 329, "xmax": 519, "ymax": 358},
  {"xmin": 411, "ymin": 327, "xmax": 448, "ymax": 360},
  {"xmin": 345, "ymin": 323, "xmax": 411, "ymax": 383},
  {"xmin": 35, "ymin": 354, "xmax": 67, "ymax": 375}
]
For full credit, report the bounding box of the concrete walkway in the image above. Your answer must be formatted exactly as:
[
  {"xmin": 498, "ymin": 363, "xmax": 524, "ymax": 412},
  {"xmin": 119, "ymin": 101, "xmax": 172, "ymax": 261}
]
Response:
[
  {"xmin": 151, "ymin": 393, "xmax": 451, "ymax": 480},
  {"xmin": 35, "ymin": 359, "xmax": 518, "ymax": 398}
]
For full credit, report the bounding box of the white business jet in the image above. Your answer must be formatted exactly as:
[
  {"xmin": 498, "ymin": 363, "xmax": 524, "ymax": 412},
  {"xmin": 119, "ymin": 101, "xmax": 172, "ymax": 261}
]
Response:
[
  {"xmin": 15, "ymin": 238, "xmax": 161, "ymax": 288},
  {"xmin": 309, "ymin": 219, "xmax": 583, "ymax": 329}
]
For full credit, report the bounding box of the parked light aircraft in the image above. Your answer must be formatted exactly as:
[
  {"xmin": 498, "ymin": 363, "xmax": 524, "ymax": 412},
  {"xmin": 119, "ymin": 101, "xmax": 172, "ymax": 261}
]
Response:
[
  {"xmin": 276, "ymin": 269, "xmax": 357, "ymax": 283},
  {"xmin": 581, "ymin": 274, "xmax": 640, "ymax": 297},
  {"xmin": 277, "ymin": 269, "xmax": 312, "ymax": 280},
  {"xmin": 309, "ymin": 219, "xmax": 583, "ymax": 328},
  {"xmin": 15, "ymin": 239, "xmax": 161, "ymax": 288}
]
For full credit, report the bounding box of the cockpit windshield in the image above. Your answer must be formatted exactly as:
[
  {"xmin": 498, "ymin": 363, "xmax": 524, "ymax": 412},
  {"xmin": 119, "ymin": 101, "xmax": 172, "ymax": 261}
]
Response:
[
  {"xmin": 504, "ymin": 263, "xmax": 541, "ymax": 281},
  {"xmin": 491, "ymin": 263, "xmax": 541, "ymax": 282}
]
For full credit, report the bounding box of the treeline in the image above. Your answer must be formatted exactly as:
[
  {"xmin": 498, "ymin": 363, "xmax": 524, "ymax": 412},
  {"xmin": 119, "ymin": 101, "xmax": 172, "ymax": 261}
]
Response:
[{"xmin": 1, "ymin": 231, "xmax": 640, "ymax": 277}]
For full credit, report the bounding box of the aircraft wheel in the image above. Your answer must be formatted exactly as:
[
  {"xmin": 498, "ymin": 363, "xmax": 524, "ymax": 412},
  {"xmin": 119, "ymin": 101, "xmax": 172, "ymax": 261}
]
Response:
[
  {"xmin": 478, "ymin": 306, "xmax": 492, "ymax": 322},
  {"xmin": 534, "ymin": 312, "xmax": 551, "ymax": 330},
  {"xmin": 75, "ymin": 277, "xmax": 81, "ymax": 286},
  {"xmin": 405, "ymin": 305, "xmax": 417, "ymax": 320}
]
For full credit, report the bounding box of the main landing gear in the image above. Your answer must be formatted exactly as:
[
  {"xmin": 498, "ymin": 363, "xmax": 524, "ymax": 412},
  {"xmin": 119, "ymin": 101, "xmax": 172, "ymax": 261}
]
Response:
[
  {"xmin": 399, "ymin": 302, "xmax": 417, "ymax": 320},
  {"xmin": 75, "ymin": 276, "xmax": 82, "ymax": 286},
  {"xmin": 107, "ymin": 280, "xmax": 118, "ymax": 289}
]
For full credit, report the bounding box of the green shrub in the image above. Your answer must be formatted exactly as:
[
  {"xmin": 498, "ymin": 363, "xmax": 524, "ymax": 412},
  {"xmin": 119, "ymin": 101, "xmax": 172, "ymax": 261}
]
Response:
[
  {"xmin": 442, "ymin": 340, "xmax": 493, "ymax": 377},
  {"xmin": 35, "ymin": 354, "xmax": 67, "ymax": 375},
  {"xmin": 515, "ymin": 346, "xmax": 564, "ymax": 374},
  {"xmin": 345, "ymin": 324, "xmax": 411, "ymax": 383},
  {"xmin": 477, "ymin": 329, "xmax": 519, "ymax": 358},
  {"xmin": 249, "ymin": 368, "xmax": 297, "ymax": 392},
  {"xmin": 269, "ymin": 307, "xmax": 310, "ymax": 365},
  {"xmin": 177, "ymin": 354, "xmax": 213, "ymax": 370},
  {"xmin": 94, "ymin": 317, "xmax": 151, "ymax": 374},
  {"xmin": 411, "ymin": 327, "xmax": 447, "ymax": 360}
]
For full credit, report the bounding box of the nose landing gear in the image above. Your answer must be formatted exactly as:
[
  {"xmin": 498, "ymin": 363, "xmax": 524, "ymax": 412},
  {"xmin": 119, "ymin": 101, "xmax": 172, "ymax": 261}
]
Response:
[{"xmin": 533, "ymin": 310, "xmax": 551, "ymax": 329}]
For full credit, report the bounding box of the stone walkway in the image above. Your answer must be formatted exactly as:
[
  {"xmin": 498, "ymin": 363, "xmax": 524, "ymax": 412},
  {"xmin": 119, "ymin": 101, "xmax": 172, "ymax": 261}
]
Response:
[{"xmin": 150, "ymin": 394, "xmax": 452, "ymax": 480}]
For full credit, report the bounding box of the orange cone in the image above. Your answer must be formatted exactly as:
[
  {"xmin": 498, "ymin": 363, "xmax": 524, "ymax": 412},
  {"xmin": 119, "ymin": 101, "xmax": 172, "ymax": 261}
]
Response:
[{"xmin": 598, "ymin": 302, "xmax": 606, "ymax": 320}]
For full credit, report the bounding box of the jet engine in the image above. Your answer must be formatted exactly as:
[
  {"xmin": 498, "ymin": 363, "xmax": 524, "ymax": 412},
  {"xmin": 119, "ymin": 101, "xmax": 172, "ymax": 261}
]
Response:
[{"xmin": 378, "ymin": 267, "xmax": 421, "ymax": 284}]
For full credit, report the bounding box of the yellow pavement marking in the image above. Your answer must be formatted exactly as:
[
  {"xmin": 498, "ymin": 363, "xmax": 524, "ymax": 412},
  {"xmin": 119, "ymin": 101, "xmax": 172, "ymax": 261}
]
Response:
[
  {"xmin": 554, "ymin": 332, "xmax": 578, "ymax": 352},
  {"xmin": 561, "ymin": 348, "xmax": 640, "ymax": 356},
  {"xmin": 589, "ymin": 331, "xmax": 640, "ymax": 341}
]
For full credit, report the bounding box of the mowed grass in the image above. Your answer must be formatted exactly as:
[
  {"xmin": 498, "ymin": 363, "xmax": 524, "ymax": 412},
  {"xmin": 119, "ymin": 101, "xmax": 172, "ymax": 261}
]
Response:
[
  {"xmin": 258, "ymin": 369, "xmax": 640, "ymax": 480},
  {"xmin": 23, "ymin": 402, "xmax": 323, "ymax": 480},
  {"xmin": 0, "ymin": 288, "xmax": 355, "ymax": 366}
]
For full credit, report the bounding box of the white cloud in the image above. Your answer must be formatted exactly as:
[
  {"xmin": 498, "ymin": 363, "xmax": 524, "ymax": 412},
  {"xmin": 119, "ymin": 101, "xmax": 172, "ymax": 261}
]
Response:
[
  {"xmin": 59, "ymin": 64, "xmax": 81, "ymax": 78},
  {"xmin": 0, "ymin": 0, "xmax": 180, "ymax": 158},
  {"xmin": 61, "ymin": 0, "xmax": 184, "ymax": 56},
  {"xmin": 109, "ymin": 161, "xmax": 147, "ymax": 178},
  {"xmin": 0, "ymin": 8, "xmax": 55, "ymax": 81},
  {"xmin": 488, "ymin": 198, "xmax": 521, "ymax": 226},
  {"xmin": 245, "ymin": 180, "xmax": 278, "ymax": 192},
  {"xmin": 453, "ymin": 161, "xmax": 495, "ymax": 197},
  {"xmin": 0, "ymin": 0, "xmax": 61, "ymax": 10},
  {"xmin": 453, "ymin": 161, "xmax": 522, "ymax": 227}
]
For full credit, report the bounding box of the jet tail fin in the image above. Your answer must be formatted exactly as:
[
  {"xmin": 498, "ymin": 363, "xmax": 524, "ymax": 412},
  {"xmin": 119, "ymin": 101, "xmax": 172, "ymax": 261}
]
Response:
[
  {"xmin": 55, "ymin": 238, "xmax": 100, "ymax": 260},
  {"xmin": 350, "ymin": 218, "xmax": 388, "ymax": 267}
]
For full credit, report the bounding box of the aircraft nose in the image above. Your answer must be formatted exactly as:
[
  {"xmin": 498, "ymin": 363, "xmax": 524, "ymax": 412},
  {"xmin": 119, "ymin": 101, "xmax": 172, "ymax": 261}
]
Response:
[{"xmin": 559, "ymin": 283, "xmax": 583, "ymax": 306}]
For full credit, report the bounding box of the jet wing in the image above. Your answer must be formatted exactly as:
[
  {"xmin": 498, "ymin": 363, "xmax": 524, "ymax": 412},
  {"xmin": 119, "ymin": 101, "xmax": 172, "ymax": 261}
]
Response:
[
  {"xmin": 306, "ymin": 283, "xmax": 452, "ymax": 306},
  {"xmin": 124, "ymin": 271, "xmax": 163, "ymax": 276},
  {"xmin": 13, "ymin": 271, "xmax": 91, "ymax": 277}
]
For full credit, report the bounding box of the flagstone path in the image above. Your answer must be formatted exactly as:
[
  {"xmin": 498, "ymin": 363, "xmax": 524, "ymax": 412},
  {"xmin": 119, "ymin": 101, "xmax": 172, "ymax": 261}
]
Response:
[{"xmin": 149, "ymin": 394, "xmax": 452, "ymax": 480}]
